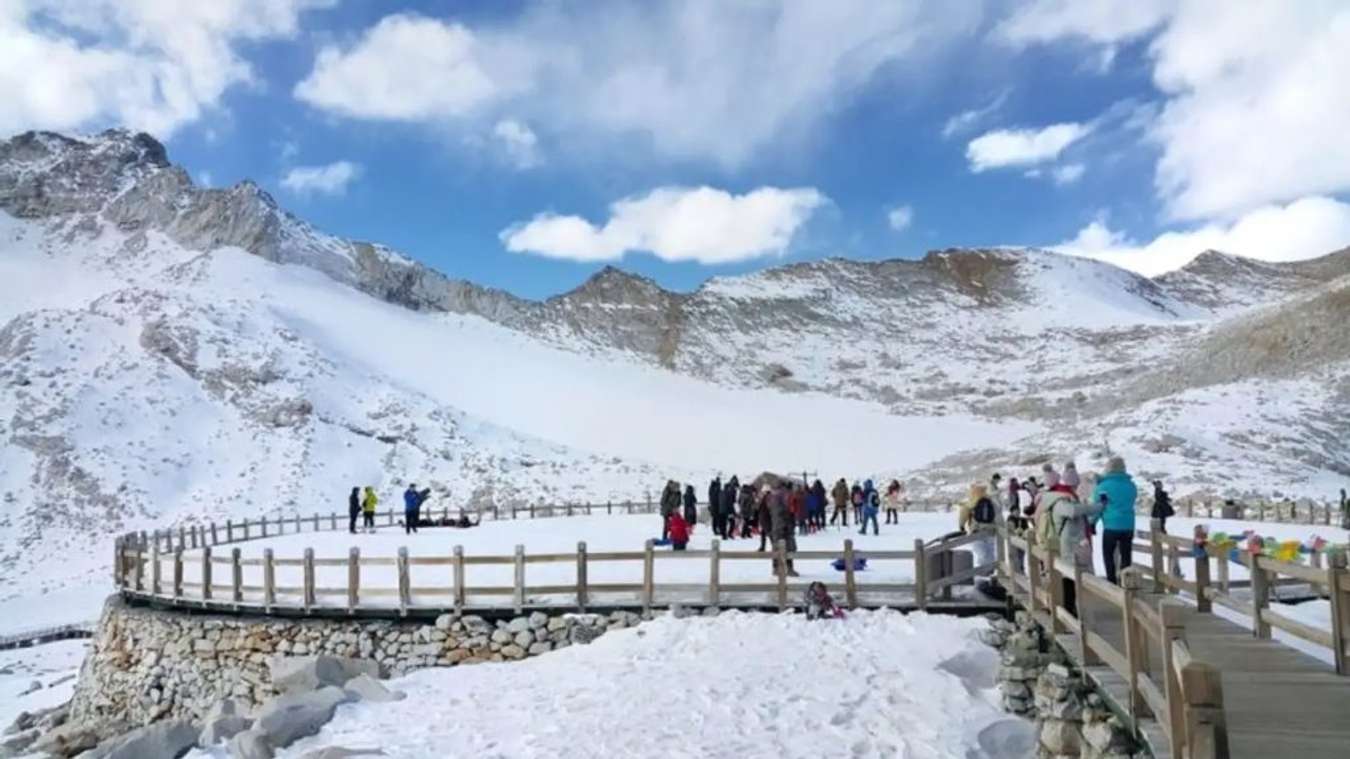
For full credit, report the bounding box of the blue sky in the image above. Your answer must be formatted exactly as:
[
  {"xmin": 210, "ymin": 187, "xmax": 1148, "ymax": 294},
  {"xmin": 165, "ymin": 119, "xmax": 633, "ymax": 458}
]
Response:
[{"xmin": 5, "ymin": 1, "xmax": 1350, "ymax": 298}]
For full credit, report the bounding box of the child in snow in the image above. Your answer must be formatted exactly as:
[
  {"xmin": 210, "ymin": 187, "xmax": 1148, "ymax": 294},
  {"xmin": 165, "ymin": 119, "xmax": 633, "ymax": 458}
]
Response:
[
  {"xmin": 803, "ymin": 581, "xmax": 844, "ymax": 620},
  {"xmin": 668, "ymin": 510, "xmax": 690, "ymax": 551},
  {"xmin": 883, "ymin": 480, "xmax": 903, "ymax": 524}
]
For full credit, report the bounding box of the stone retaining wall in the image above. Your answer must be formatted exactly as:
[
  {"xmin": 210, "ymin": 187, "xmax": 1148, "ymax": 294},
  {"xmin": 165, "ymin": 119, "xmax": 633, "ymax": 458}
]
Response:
[{"xmin": 69, "ymin": 595, "xmax": 643, "ymax": 730}]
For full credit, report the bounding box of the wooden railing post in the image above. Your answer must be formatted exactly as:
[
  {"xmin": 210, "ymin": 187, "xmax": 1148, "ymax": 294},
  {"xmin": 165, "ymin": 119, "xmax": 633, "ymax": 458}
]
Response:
[
  {"xmin": 210, "ymin": 522, "xmax": 219, "ymax": 545},
  {"xmin": 190, "ymin": 526, "xmax": 198, "ymax": 549},
  {"xmin": 708, "ymin": 539, "xmax": 721, "ymax": 607},
  {"xmin": 775, "ymin": 541, "xmax": 788, "ymax": 611},
  {"xmin": 1250, "ymin": 555, "xmax": 1271, "ymax": 639},
  {"xmin": 113, "ymin": 536, "xmax": 123, "ymax": 586},
  {"xmin": 642, "ymin": 540, "xmax": 655, "ymax": 615},
  {"xmin": 243, "ymin": 520, "xmax": 250, "ymax": 541},
  {"xmin": 226, "ymin": 519, "xmax": 233, "ymax": 543},
  {"xmin": 1150, "ymin": 519, "xmax": 1165, "ymax": 594},
  {"xmin": 1121, "ymin": 567, "xmax": 1145, "ymax": 718},
  {"xmin": 263, "ymin": 548, "xmax": 275, "ymax": 611},
  {"xmin": 302, "ymin": 548, "xmax": 315, "ymax": 611},
  {"xmin": 173, "ymin": 548, "xmax": 183, "ymax": 599},
  {"xmin": 1180, "ymin": 661, "xmax": 1229, "ymax": 758},
  {"xmin": 178, "ymin": 526, "xmax": 186, "ymax": 551},
  {"xmin": 1048, "ymin": 558, "xmax": 1065, "ymax": 634},
  {"xmin": 201, "ymin": 545, "xmax": 212, "ymax": 601},
  {"xmin": 1027, "ymin": 545, "xmax": 1042, "ymax": 618},
  {"xmin": 913, "ymin": 539, "xmax": 926, "ymax": 611},
  {"xmin": 1167, "ymin": 543, "xmax": 1182, "ymax": 594},
  {"xmin": 577, "ymin": 541, "xmax": 589, "ymax": 612},
  {"xmin": 330, "ymin": 512, "xmax": 338, "ymax": 531},
  {"xmin": 347, "ymin": 547, "xmax": 359, "ymax": 611},
  {"xmin": 1329, "ymin": 552, "xmax": 1348, "ymax": 675},
  {"xmin": 1158, "ymin": 601, "xmax": 1188, "ymax": 758},
  {"xmin": 231, "ymin": 548, "xmax": 242, "ymax": 605},
  {"xmin": 397, "ymin": 547, "xmax": 410, "ymax": 615},
  {"xmin": 1216, "ymin": 552, "xmax": 1230, "ymax": 593},
  {"xmin": 261, "ymin": 518, "xmax": 268, "ymax": 538},
  {"xmin": 1075, "ymin": 564, "xmax": 1098, "ymax": 666},
  {"xmin": 453, "ymin": 545, "xmax": 465, "ymax": 613},
  {"xmin": 513, "ymin": 544, "xmax": 525, "ymax": 614},
  {"xmin": 133, "ymin": 536, "xmax": 145, "ymax": 592},
  {"xmin": 844, "ymin": 540, "xmax": 858, "ymax": 609},
  {"xmin": 1194, "ymin": 548, "xmax": 1211, "ymax": 613},
  {"xmin": 150, "ymin": 540, "xmax": 161, "ymax": 595}
]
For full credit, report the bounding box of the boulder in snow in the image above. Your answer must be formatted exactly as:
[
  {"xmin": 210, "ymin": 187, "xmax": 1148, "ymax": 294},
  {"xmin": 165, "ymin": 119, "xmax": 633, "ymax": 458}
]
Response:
[
  {"xmin": 83, "ymin": 719, "xmax": 198, "ymax": 759},
  {"xmin": 270, "ymin": 656, "xmax": 379, "ymax": 695},
  {"xmin": 254, "ymin": 686, "xmax": 353, "ymax": 749},
  {"xmin": 343, "ymin": 674, "xmax": 405, "ymax": 703}
]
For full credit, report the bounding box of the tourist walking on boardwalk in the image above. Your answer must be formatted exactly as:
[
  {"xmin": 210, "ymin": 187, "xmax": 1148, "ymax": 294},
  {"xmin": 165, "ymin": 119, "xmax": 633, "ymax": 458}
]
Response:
[
  {"xmin": 858, "ymin": 480, "xmax": 880, "ymax": 536},
  {"xmin": 1048, "ymin": 488, "xmax": 1103, "ymax": 616},
  {"xmin": 989, "ymin": 473, "xmax": 1003, "ymax": 509},
  {"xmin": 739, "ymin": 483, "xmax": 756, "ymax": 538},
  {"xmin": 958, "ymin": 483, "xmax": 997, "ymax": 572},
  {"xmin": 403, "ymin": 484, "xmax": 420, "ymax": 535},
  {"xmin": 883, "ymin": 480, "xmax": 902, "ymax": 524},
  {"xmin": 683, "ymin": 485, "xmax": 698, "ymax": 529},
  {"xmin": 348, "ymin": 486, "xmax": 360, "ymax": 534},
  {"xmin": 1063, "ymin": 461, "xmax": 1081, "ymax": 497},
  {"xmin": 659, "ymin": 481, "xmax": 680, "ymax": 541},
  {"xmin": 361, "ymin": 486, "xmax": 378, "ymax": 532},
  {"xmin": 830, "ymin": 478, "xmax": 849, "ymax": 527},
  {"xmin": 769, "ymin": 483, "xmax": 799, "ymax": 576},
  {"xmin": 708, "ymin": 476, "xmax": 723, "ymax": 537},
  {"xmin": 1093, "ymin": 457, "xmax": 1139, "ymax": 585},
  {"xmin": 722, "ymin": 477, "xmax": 739, "ymax": 539},
  {"xmin": 1151, "ymin": 480, "xmax": 1174, "ymax": 534}
]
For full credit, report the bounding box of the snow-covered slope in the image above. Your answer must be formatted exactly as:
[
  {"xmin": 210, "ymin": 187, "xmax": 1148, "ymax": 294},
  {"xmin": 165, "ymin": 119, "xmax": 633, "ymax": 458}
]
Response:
[{"xmin": 2, "ymin": 128, "xmax": 1349, "ymax": 628}]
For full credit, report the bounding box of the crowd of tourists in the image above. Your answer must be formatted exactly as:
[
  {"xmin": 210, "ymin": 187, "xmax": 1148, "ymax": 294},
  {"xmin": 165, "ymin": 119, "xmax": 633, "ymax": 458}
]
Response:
[{"xmin": 344, "ymin": 484, "xmax": 479, "ymax": 534}]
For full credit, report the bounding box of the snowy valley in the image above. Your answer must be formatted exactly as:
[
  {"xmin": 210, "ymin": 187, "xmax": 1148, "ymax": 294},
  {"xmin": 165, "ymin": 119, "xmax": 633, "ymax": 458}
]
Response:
[{"xmin": 1, "ymin": 129, "xmax": 1349, "ymax": 631}]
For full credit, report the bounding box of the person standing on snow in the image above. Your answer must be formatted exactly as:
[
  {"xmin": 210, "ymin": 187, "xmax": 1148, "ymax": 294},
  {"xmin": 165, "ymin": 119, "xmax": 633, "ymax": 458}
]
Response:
[
  {"xmin": 858, "ymin": 480, "xmax": 880, "ymax": 536},
  {"xmin": 659, "ymin": 481, "xmax": 680, "ymax": 541},
  {"xmin": 682, "ymin": 485, "xmax": 698, "ymax": 531},
  {"xmin": 830, "ymin": 478, "xmax": 850, "ymax": 527},
  {"xmin": 810, "ymin": 479, "xmax": 828, "ymax": 530},
  {"xmin": 756, "ymin": 486, "xmax": 774, "ymax": 551},
  {"xmin": 883, "ymin": 480, "xmax": 902, "ymax": 525},
  {"xmin": 403, "ymin": 484, "xmax": 420, "ymax": 535},
  {"xmin": 1340, "ymin": 488, "xmax": 1349, "ymax": 530},
  {"xmin": 668, "ymin": 510, "xmax": 691, "ymax": 551},
  {"xmin": 708, "ymin": 476, "xmax": 723, "ymax": 538},
  {"xmin": 738, "ymin": 483, "xmax": 756, "ymax": 538},
  {"xmin": 361, "ymin": 486, "xmax": 378, "ymax": 533},
  {"xmin": 851, "ymin": 482, "xmax": 864, "ymax": 524},
  {"xmin": 348, "ymin": 486, "xmax": 361, "ymax": 534},
  {"xmin": 1151, "ymin": 480, "xmax": 1174, "ymax": 534},
  {"xmin": 769, "ymin": 483, "xmax": 799, "ymax": 576},
  {"xmin": 1093, "ymin": 457, "xmax": 1138, "ymax": 585},
  {"xmin": 721, "ymin": 478, "xmax": 738, "ymax": 539}
]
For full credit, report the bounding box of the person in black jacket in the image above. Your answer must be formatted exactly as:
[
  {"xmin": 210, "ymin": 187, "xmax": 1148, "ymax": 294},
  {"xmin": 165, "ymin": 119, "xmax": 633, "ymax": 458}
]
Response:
[
  {"xmin": 708, "ymin": 477, "xmax": 722, "ymax": 538},
  {"xmin": 1151, "ymin": 481, "xmax": 1174, "ymax": 533},
  {"xmin": 683, "ymin": 485, "xmax": 698, "ymax": 530},
  {"xmin": 348, "ymin": 487, "xmax": 360, "ymax": 534},
  {"xmin": 720, "ymin": 479, "xmax": 737, "ymax": 539}
]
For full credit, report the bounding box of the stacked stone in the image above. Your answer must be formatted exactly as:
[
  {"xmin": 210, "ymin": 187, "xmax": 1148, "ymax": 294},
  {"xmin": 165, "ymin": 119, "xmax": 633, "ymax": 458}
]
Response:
[
  {"xmin": 66, "ymin": 599, "xmax": 643, "ymax": 734},
  {"xmin": 983, "ymin": 611, "xmax": 1059, "ymax": 716},
  {"xmin": 1034, "ymin": 663, "xmax": 1137, "ymax": 758}
]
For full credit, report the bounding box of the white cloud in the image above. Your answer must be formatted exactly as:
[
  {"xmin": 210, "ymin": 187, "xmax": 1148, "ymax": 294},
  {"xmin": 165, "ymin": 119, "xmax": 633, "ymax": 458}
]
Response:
[
  {"xmin": 1052, "ymin": 163, "xmax": 1085, "ymax": 185},
  {"xmin": 887, "ymin": 205, "xmax": 914, "ymax": 232},
  {"xmin": 0, "ymin": 0, "xmax": 331, "ymax": 137},
  {"xmin": 941, "ymin": 90, "xmax": 1010, "ymax": 139},
  {"xmin": 293, "ymin": 3, "xmax": 983, "ymax": 167},
  {"xmin": 501, "ymin": 186, "xmax": 827, "ymax": 264},
  {"xmin": 295, "ymin": 14, "xmax": 505, "ymax": 121},
  {"xmin": 996, "ymin": 1, "xmax": 1350, "ymax": 221},
  {"xmin": 1053, "ymin": 196, "xmax": 1350, "ymax": 277},
  {"xmin": 280, "ymin": 161, "xmax": 361, "ymax": 196},
  {"xmin": 492, "ymin": 119, "xmax": 540, "ymax": 169},
  {"xmin": 966, "ymin": 122, "xmax": 1091, "ymax": 172},
  {"xmin": 279, "ymin": 140, "xmax": 300, "ymax": 162}
]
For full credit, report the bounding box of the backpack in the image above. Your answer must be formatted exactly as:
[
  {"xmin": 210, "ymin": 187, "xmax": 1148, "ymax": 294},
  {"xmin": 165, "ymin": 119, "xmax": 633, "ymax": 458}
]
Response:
[{"xmin": 973, "ymin": 497, "xmax": 995, "ymax": 524}]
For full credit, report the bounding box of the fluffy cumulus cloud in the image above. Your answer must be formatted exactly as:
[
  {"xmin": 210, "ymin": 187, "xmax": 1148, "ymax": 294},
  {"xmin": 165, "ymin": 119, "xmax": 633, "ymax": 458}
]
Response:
[
  {"xmin": 0, "ymin": 0, "xmax": 331, "ymax": 136},
  {"xmin": 998, "ymin": 0, "xmax": 1350, "ymax": 222},
  {"xmin": 280, "ymin": 161, "xmax": 361, "ymax": 196},
  {"xmin": 1054, "ymin": 196, "xmax": 1350, "ymax": 276},
  {"xmin": 1051, "ymin": 163, "xmax": 1085, "ymax": 186},
  {"xmin": 966, "ymin": 122, "xmax": 1090, "ymax": 172},
  {"xmin": 501, "ymin": 186, "xmax": 827, "ymax": 264},
  {"xmin": 292, "ymin": 2, "xmax": 982, "ymax": 167},
  {"xmin": 887, "ymin": 205, "xmax": 914, "ymax": 232},
  {"xmin": 294, "ymin": 14, "xmax": 506, "ymax": 120}
]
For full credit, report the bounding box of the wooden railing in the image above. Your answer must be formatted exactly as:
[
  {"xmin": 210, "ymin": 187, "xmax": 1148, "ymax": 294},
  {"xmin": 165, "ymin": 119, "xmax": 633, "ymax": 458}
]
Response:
[{"xmin": 113, "ymin": 512, "xmax": 999, "ymax": 617}]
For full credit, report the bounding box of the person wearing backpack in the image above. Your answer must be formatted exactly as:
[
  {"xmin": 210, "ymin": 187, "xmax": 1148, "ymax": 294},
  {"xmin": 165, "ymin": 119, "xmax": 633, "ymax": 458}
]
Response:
[
  {"xmin": 708, "ymin": 476, "xmax": 723, "ymax": 538},
  {"xmin": 1048, "ymin": 489, "xmax": 1104, "ymax": 616},
  {"xmin": 682, "ymin": 485, "xmax": 698, "ymax": 530},
  {"xmin": 960, "ymin": 483, "xmax": 997, "ymax": 571},
  {"xmin": 858, "ymin": 480, "xmax": 880, "ymax": 536},
  {"xmin": 347, "ymin": 486, "xmax": 361, "ymax": 534},
  {"xmin": 1093, "ymin": 457, "xmax": 1139, "ymax": 585},
  {"xmin": 403, "ymin": 484, "xmax": 420, "ymax": 535},
  {"xmin": 830, "ymin": 479, "xmax": 850, "ymax": 527},
  {"xmin": 1151, "ymin": 480, "xmax": 1175, "ymax": 533}
]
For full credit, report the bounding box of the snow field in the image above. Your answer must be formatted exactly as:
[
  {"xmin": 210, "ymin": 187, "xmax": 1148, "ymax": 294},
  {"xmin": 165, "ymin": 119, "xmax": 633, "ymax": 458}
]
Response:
[
  {"xmin": 191, "ymin": 610, "xmax": 1032, "ymax": 759},
  {"xmin": 0, "ymin": 639, "xmax": 88, "ymax": 731}
]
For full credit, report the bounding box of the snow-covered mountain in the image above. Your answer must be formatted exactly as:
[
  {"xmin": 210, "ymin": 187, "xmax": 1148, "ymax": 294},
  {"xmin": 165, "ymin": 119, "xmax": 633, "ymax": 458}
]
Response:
[{"xmin": 2, "ymin": 129, "xmax": 1349, "ymax": 624}]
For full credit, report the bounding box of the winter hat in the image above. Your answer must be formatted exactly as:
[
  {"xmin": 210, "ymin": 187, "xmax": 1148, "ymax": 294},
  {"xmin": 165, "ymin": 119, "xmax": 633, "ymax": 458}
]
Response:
[
  {"xmin": 1064, "ymin": 461, "xmax": 1077, "ymax": 471},
  {"xmin": 1106, "ymin": 456, "xmax": 1126, "ymax": 474},
  {"xmin": 1045, "ymin": 470, "xmax": 1061, "ymax": 488}
]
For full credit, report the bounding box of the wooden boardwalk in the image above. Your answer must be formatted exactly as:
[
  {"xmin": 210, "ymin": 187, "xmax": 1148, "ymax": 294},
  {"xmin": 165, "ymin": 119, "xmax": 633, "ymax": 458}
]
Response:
[{"xmin": 1058, "ymin": 588, "xmax": 1350, "ymax": 758}]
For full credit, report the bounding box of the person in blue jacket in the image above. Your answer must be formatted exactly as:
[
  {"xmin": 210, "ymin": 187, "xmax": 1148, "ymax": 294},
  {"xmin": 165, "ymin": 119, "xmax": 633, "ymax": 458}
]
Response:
[
  {"xmin": 858, "ymin": 479, "xmax": 880, "ymax": 536},
  {"xmin": 403, "ymin": 484, "xmax": 421, "ymax": 535},
  {"xmin": 1092, "ymin": 457, "xmax": 1138, "ymax": 584}
]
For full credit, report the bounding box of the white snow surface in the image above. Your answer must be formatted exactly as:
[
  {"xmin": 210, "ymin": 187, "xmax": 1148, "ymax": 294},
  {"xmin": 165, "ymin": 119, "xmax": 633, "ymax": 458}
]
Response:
[
  {"xmin": 0, "ymin": 639, "xmax": 88, "ymax": 731},
  {"xmin": 193, "ymin": 610, "xmax": 1030, "ymax": 759}
]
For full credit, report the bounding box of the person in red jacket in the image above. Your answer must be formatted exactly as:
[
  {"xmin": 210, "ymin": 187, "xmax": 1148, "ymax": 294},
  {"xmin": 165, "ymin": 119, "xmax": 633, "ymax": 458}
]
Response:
[{"xmin": 668, "ymin": 511, "xmax": 690, "ymax": 551}]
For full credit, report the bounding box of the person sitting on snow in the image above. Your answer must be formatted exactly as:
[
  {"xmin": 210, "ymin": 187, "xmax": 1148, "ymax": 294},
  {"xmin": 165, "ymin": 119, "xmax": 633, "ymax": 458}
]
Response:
[{"xmin": 803, "ymin": 581, "xmax": 844, "ymax": 620}]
